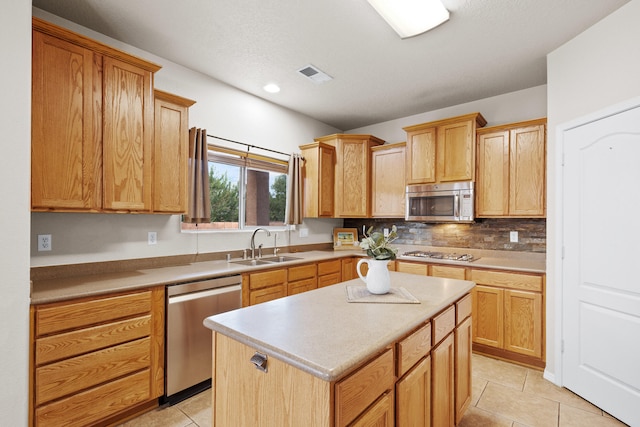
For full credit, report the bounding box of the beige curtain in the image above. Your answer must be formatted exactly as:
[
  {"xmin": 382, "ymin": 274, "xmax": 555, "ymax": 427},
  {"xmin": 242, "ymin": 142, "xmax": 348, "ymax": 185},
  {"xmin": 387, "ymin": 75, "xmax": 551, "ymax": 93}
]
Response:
[
  {"xmin": 184, "ymin": 127, "xmax": 211, "ymax": 223},
  {"xmin": 285, "ymin": 153, "xmax": 303, "ymax": 225}
]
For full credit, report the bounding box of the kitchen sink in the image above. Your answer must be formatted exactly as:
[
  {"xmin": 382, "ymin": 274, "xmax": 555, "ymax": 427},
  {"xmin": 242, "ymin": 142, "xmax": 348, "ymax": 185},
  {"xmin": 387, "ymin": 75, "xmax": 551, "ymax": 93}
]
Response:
[
  {"xmin": 230, "ymin": 256, "xmax": 302, "ymax": 266},
  {"xmin": 230, "ymin": 259, "xmax": 273, "ymax": 266},
  {"xmin": 260, "ymin": 256, "xmax": 302, "ymax": 263}
]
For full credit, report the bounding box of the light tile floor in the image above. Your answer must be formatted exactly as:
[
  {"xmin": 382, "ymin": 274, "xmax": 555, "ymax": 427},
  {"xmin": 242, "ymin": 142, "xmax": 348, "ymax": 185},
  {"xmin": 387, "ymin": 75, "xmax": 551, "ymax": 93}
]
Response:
[{"xmin": 120, "ymin": 354, "xmax": 629, "ymax": 427}]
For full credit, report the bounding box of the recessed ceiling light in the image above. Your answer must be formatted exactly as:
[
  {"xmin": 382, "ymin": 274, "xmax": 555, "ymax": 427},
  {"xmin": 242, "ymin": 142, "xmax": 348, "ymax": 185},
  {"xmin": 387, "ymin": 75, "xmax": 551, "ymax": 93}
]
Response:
[
  {"xmin": 263, "ymin": 83, "xmax": 281, "ymax": 93},
  {"xmin": 367, "ymin": 0, "xmax": 450, "ymax": 39}
]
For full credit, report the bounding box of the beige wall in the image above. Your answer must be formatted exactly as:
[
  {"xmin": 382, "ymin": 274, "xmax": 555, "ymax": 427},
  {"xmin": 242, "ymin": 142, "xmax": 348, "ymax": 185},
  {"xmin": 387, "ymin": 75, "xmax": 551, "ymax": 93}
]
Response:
[
  {"xmin": 546, "ymin": 0, "xmax": 640, "ymax": 380},
  {"xmin": 1, "ymin": 2, "xmax": 31, "ymax": 425}
]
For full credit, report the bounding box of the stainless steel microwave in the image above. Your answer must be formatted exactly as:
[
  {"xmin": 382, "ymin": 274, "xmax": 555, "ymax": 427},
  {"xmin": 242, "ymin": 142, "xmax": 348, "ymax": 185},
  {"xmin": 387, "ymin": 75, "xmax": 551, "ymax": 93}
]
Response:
[{"xmin": 405, "ymin": 181, "xmax": 474, "ymax": 222}]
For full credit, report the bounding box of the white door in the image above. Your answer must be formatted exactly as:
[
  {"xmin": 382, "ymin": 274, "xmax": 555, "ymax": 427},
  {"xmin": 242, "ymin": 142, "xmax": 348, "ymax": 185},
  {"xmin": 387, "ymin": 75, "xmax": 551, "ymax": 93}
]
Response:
[{"xmin": 562, "ymin": 104, "xmax": 640, "ymax": 426}]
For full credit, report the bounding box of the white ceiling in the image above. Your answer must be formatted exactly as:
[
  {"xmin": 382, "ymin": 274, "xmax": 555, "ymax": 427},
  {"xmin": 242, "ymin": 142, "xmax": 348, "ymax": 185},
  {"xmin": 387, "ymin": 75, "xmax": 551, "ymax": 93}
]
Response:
[{"xmin": 32, "ymin": 0, "xmax": 629, "ymax": 130}]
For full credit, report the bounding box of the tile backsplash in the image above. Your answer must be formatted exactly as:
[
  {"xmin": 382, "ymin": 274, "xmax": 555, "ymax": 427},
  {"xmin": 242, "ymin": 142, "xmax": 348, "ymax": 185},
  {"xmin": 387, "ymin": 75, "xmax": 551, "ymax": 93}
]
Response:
[{"xmin": 344, "ymin": 218, "xmax": 546, "ymax": 253}]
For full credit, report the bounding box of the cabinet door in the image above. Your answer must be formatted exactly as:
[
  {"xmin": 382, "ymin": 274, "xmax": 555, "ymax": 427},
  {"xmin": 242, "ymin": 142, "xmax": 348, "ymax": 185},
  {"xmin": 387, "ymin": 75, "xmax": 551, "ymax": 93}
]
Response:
[
  {"xmin": 287, "ymin": 278, "xmax": 317, "ymax": 295},
  {"xmin": 406, "ymin": 128, "xmax": 436, "ymax": 184},
  {"xmin": 437, "ymin": 119, "xmax": 474, "ymax": 182},
  {"xmin": 509, "ymin": 125, "xmax": 546, "ymax": 216},
  {"xmin": 504, "ymin": 289, "xmax": 543, "ymax": 358},
  {"xmin": 300, "ymin": 142, "xmax": 335, "ymax": 218},
  {"xmin": 102, "ymin": 56, "xmax": 154, "ymax": 211},
  {"xmin": 455, "ymin": 316, "xmax": 473, "ymax": 424},
  {"xmin": 476, "ymin": 130, "xmax": 510, "ymax": 216},
  {"xmin": 396, "ymin": 355, "xmax": 431, "ymax": 427},
  {"xmin": 31, "ymin": 30, "xmax": 100, "ymax": 211},
  {"xmin": 371, "ymin": 144, "xmax": 406, "ymax": 217},
  {"xmin": 153, "ymin": 91, "xmax": 194, "ymax": 213},
  {"xmin": 249, "ymin": 285, "xmax": 286, "ymax": 305},
  {"xmin": 472, "ymin": 285, "xmax": 504, "ymax": 349},
  {"xmin": 432, "ymin": 333, "xmax": 455, "ymax": 427},
  {"xmin": 337, "ymin": 138, "xmax": 371, "ymax": 217},
  {"xmin": 351, "ymin": 391, "xmax": 395, "ymax": 427},
  {"xmin": 341, "ymin": 257, "xmax": 356, "ymax": 281}
]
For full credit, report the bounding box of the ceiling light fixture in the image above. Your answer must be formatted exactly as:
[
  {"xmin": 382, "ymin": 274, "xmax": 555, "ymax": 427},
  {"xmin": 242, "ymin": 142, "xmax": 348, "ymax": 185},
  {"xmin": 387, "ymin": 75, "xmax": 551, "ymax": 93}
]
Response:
[
  {"xmin": 367, "ymin": 0, "xmax": 450, "ymax": 39},
  {"xmin": 263, "ymin": 83, "xmax": 281, "ymax": 93}
]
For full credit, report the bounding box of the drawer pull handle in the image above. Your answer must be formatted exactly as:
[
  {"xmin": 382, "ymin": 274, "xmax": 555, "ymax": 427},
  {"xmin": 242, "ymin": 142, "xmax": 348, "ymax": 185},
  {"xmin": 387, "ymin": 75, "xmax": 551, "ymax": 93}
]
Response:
[{"xmin": 250, "ymin": 352, "xmax": 268, "ymax": 373}]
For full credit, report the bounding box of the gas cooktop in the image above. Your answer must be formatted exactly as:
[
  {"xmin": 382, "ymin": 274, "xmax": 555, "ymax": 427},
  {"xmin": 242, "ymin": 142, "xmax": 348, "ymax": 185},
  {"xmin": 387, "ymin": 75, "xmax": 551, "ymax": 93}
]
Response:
[{"xmin": 401, "ymin": 250, "xmax": 477, "ymax": 262}]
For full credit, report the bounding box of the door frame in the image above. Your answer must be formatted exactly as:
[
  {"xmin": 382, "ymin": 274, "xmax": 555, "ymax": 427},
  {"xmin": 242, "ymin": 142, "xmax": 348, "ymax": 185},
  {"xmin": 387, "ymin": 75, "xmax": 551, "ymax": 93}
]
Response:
[{"xmin": 552, "ymin": 94, "xmax": 640, "ymax": 387}]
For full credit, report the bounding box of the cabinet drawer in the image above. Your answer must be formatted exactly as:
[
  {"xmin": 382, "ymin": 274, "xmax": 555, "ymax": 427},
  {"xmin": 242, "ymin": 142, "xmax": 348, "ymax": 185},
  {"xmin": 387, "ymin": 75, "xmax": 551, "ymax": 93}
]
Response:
[
  {"xmin": 470, "ymin": 269, "xmax": 543, "ymax": 292},
  {"xmin": 336, "ymin": 348, "xmax": 395, "ymax": 427},
  {"xmin": 318, "ymin": 259, "xmax": 341, "ymax": 275},
  {"xmin": 288, "ymin": 263, "xmax": 317, "ymax": 281},
  {"xmin": 432, "ymin": 305, "xmax": 456, "ymax": 345},
  {"xmin": 35, "ymin": 315, "xmax": 151, "ymax": 365},
  {"xmin": 287, "ymin": 277, "xmax": 317, "ymax": 295},
  {"xmin": 318, "ymin": 272, "xmax": 341, "ymax": 288},
  {"xmin": 396, "ymin": 261, "xmax": 428, "ymax": 275},
  {"xmin": 397, "ymin": 321, "xmax": 431, "ymax": 377},
  {"xmin": 35, "ymin": 291, "xmax": 152, "ymax": 336},
  {"xmin": 248, "ymin": 269, "xmax": 287, "ymax": 290},
  {"xmin": 35, "ymin": 369, "xmax": 151, "ymax": 427},
  {"xmin": 36, "ymin": 337, "xmax": 150, "ymax": 405},
  {"xmin": 430, "ymin": 265, "xmax": 466, "ymax": 280},
  {"xmin": 456, "ymin": 294, "xmax": 472, "ymax": 325}
]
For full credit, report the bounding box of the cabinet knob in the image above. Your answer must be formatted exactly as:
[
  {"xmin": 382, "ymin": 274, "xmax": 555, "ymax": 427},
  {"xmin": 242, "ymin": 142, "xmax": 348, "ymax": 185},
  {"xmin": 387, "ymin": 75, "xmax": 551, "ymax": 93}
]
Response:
[{"xmin": 250, "ymin": 352, "xmax": 268, "ymax": 373}]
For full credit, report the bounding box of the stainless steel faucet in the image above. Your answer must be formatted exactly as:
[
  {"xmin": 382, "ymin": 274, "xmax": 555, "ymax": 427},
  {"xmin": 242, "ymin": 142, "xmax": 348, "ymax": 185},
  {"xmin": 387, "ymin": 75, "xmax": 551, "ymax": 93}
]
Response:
[{"xmin": 250, "ymin": 228, "xmax": 271, "ymax": 258}]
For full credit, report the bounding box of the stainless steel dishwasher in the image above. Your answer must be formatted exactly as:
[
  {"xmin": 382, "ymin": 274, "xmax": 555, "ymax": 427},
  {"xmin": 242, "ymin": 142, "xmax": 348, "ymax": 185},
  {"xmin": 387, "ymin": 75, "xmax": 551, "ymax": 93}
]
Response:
[{"xmin": 164, "ymin": 275, "xmax": 242, "ymax": 404}]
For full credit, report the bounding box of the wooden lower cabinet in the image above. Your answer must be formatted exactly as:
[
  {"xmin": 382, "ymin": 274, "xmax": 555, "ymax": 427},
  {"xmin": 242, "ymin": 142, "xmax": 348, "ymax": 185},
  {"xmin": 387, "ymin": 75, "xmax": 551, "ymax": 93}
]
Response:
[
  {"xmin": 213, "ymin": 294, "xmax": 472, "ymax": 426},
  {"xmin": 30, "ymin": 287, "xmax": 164, "ymax": 426},
  {"xmin": 470, "ymin": 269, "xmax": 545, "ymax": 367}
]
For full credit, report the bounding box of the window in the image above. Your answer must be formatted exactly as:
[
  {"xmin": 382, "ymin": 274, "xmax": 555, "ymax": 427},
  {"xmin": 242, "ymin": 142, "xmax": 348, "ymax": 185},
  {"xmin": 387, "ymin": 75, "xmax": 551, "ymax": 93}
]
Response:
[{"xmin": 182, "ymin": 148, "xmax": 288, "ymax": 231}]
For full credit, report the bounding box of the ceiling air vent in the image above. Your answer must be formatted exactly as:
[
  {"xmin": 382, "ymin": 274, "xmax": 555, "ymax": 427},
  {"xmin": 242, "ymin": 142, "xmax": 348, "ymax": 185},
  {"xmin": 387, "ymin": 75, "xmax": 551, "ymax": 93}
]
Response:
[{"xmin": 297, "ymin": 64, "xmax": 333, "ymax": 84}]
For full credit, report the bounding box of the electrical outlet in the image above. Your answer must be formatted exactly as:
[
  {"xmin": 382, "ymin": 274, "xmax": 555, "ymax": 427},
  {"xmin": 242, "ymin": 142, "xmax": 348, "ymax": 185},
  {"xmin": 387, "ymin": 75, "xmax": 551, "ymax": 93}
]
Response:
[
  {"xmin": 383, "ymin": 228, "xmax": 389, "ymax": 237},
  {"xmin": 299, "ymin": 228, "xmax": 308, "ymax": 238},
  {"xmin": 148, "ymin": 231, "xmax": 157, "ymax": 245},
  {"xmin": 510, "ymin": 231, "xmax": 518, "ymax": 243},
  {"xmin": 38, "ymin": 234, "xmax": 52, "ymax": 252}
]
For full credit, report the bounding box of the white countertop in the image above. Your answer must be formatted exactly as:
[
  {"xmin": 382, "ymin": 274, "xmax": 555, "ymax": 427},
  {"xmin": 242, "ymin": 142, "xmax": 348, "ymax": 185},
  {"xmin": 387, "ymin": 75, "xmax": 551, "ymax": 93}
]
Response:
[{"xmin": 204, "ymin": 272, "xmax": 475, "ymax": 382}]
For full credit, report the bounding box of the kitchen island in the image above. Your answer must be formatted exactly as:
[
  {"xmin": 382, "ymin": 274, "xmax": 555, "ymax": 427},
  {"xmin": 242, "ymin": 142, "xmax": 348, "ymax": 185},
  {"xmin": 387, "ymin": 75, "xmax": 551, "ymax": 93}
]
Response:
[{"xmin": 204, "ymin": 271, "xmax": 475, "ymax": 426}]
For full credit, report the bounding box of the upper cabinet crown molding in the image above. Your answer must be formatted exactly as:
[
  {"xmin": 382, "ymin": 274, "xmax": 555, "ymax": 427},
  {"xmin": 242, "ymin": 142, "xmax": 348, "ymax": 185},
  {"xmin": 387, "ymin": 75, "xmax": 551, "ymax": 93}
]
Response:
[
  {"xmin": 32, "ymin": 17, "xmax": 161, "ymax": 73},
  {"xmin": 404, "ymin": 112, "xmax": 487, "ymax": 184}
]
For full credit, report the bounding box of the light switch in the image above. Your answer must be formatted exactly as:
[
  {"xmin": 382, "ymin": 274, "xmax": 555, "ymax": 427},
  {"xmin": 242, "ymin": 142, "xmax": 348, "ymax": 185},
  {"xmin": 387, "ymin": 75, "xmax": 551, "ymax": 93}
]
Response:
[{"xmin": 510, "ymin": 231, "xmax": 518, "ymax": 243}]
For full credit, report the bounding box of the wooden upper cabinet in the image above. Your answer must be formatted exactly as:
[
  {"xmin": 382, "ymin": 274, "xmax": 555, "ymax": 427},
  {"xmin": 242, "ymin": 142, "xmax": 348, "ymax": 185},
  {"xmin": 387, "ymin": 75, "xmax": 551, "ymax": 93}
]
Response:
[
  {"xmin": 153, "ymin": 90, "xmax": 196, "ymax": 213},
  {"xmin": 299, "ymin": 142, "xmax": 335, "ymax": 218},
  {"xmin": 371, "ymin": 142, "xmax": 406, "ymax": 218},
  {"xmin": 476, "ymin": 118, "xmax": 546, "ymax": 218},
  {"xmin": 31, "ymin": 29, "xmax": 101, "ymax": 211},
  {"xmin": 31, "ymin": 17, "xmax": 162, "ymax": 213},
  {"xmin": 314, "ymin": 134, "xmax": 384, "ymax": 217},
  {"xmin": 404, "ymin": 113, "xmax": 487, "ymax": 185}
]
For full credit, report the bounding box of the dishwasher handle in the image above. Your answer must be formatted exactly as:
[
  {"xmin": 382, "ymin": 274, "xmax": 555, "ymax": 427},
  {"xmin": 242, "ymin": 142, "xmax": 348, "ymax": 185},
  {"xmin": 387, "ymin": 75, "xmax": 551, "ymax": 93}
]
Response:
[{"xmin": 168, "ymin": 284, "xmax": 241, "ymax": 305}]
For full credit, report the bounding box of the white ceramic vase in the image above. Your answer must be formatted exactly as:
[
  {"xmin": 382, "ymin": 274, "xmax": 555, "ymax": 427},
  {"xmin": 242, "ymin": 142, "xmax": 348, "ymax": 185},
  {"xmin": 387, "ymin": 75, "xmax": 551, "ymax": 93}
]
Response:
[{"xmin": 356, "ymin": 258, "xmax": 391, "ymax": 294}]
